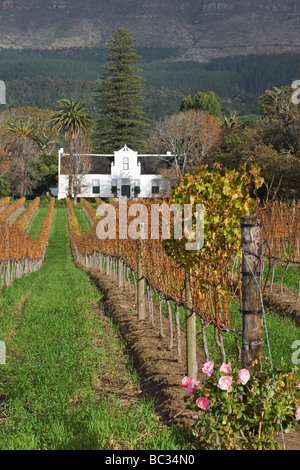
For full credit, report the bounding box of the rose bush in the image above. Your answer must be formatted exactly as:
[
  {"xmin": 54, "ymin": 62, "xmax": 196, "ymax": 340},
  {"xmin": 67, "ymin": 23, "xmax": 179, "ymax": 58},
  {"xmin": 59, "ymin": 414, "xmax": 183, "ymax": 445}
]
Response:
[{"xmin": 183, "ymin": 358, "xmax": 300, "ymax": 450}]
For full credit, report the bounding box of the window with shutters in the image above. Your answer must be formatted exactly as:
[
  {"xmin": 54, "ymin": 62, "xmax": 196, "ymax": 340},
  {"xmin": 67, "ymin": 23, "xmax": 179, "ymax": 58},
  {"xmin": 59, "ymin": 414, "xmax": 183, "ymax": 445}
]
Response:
[{"xmin": 92, "ymin": 179, "xmax": 100, "ymax": 194}]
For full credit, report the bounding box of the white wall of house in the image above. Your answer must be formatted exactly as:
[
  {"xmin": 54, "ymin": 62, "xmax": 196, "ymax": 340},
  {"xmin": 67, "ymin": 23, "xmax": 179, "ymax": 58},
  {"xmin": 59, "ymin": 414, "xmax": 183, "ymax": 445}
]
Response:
[{"xmin": 57, "ymin": 145, "xmax": 170, "ymax": 200}]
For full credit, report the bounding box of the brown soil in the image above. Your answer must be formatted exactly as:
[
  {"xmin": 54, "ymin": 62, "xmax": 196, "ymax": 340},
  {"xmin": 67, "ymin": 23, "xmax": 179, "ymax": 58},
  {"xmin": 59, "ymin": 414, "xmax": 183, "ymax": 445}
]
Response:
[
  {"xmin": 78, "ymin": 261, "xmax": 300, "ymax": 450},
  {"xmin": 88, "ymin": 268, "xmax": 205, "ymax": 431}
]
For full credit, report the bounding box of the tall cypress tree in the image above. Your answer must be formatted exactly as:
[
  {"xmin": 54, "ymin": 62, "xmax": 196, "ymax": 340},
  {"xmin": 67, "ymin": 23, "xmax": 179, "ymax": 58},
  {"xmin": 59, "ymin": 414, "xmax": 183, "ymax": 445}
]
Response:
[{"xmin": 93, "ymin": 28, "xmax": 147, "ymax": 153}]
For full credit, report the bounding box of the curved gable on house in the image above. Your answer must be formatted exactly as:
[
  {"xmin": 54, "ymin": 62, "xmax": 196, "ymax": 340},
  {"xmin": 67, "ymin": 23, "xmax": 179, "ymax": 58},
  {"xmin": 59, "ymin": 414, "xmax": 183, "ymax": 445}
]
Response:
[{"xmin": 57, "ymin": 145, "xmax": 173, "ymax": 200}]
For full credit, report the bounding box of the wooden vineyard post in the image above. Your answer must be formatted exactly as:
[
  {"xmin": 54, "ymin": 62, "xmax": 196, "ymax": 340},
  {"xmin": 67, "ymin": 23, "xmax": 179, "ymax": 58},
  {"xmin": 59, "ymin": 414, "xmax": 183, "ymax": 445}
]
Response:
[
  {"xmin": 241, "ymin": 215, "xmax": 264, "ymax": 368},
  {"xmin": 117, "ymin": 239, "xmax": 122, "ymax": 288},
  {"xmin": 105, "ymin": 247, "xmax": 110, "ymax": 276},
  {"xmin": 117, "ymin": 257, "xmax": 123, "ymax": 288},
  {"xmin": 137, "ymin": 224, "xmax": 145, "ymax": 320},
  {"xmin": 185, "ymin": 268, "xmax": 198, "ymax": 380},
  {"xmin": 0, "ymin": 340, "xmax": 5, "ymax": 365}
]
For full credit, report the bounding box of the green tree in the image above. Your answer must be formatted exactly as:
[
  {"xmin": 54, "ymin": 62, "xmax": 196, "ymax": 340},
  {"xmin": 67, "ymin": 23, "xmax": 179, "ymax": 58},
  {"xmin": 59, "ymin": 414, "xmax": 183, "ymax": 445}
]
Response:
[
  {"xmin": 259, "ymin": 86, "xmax": 292, "ymax": 120},
  {"xmin": 49, "ymin": 98, "xmax": 93, "ymax": 152},
  {"xmin": 35, "ymin": 154, "xmax": 58, "ymax": 195},
  {"xmin": 258, "ymin": 86, "xmax": 300, "ymax": 155},
  {"xmin": 212, "ymin": 124, "xmax": 300, "ymax": 200},
  {"xmin": 0, "ymin": 148, "xmax": 10, "ymax": 197},
  {"xmin": 180, "ymin": 91, "xmax": 222, "ymax": 116},
  {"xmin": 93, "ymin": 28, "xmax": 147, "ymax": 153}
]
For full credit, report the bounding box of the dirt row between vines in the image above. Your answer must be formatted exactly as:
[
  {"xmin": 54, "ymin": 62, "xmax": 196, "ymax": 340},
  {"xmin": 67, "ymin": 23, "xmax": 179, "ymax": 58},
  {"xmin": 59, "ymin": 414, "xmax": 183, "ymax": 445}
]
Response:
[
  {"xmin": 88, "ymin": 268, "xmax": 205, "ymax": 431},
  {"xmin": 72, "ymin": 250, "xmax": 300, "ymax": 449}
]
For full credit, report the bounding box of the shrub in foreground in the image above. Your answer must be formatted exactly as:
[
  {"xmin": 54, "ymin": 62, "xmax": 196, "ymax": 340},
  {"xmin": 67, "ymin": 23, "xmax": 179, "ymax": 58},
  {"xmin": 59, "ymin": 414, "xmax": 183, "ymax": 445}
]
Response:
[{"xmin": 183, "ymin": 358, "xmax": 300, "ymax": 450}]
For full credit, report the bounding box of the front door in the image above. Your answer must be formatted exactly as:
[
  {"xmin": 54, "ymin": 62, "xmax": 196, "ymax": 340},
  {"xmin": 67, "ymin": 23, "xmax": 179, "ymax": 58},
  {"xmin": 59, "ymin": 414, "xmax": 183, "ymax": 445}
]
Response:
[{"xmin": 121, "ymin": 185, "xmax": 131, "ymax": 197}]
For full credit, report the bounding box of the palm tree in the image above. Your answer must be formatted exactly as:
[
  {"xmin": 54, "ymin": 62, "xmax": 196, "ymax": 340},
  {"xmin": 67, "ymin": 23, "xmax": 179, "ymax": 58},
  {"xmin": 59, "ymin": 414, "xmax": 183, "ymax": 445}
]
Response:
[
  {"xmin": 49, "ymin": 98, "xmax": 94, "ymax": 203},
  {"xmin": 259, "ymin": 86, "xmax": 291, "ymax": 120},
  {"xmin": 49, "ymin": 98, "xmax": 94, "ymax": 151}
]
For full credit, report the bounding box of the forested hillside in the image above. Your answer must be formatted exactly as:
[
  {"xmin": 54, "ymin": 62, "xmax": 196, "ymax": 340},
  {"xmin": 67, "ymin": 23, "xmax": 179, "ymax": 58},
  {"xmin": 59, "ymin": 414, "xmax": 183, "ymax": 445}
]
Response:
[
  {"xmin": 1, "ymin": 1, "xmax": 299, "ymax": 120},
  {"xmin": 1, "ymin": 47, "xmax": 299, "ymax": 121}
]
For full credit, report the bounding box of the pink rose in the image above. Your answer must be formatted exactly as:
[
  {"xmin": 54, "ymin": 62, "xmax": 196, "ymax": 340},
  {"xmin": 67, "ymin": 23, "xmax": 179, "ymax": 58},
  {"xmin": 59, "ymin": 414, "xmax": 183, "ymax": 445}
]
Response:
[
  {"xmin": 296, "ymin": 382, "xmax": 300, "ymax": 389},
  {"xmin": 237, "ymin": 369, "xmax": 251, "ymax": 385},
  {"xmin": 217, "ymin": 375, "xmax": 232, "ymax": 391},
  {"xmin": 202, "ymin": 361, "xmax": 214, "ymax": 377},
  {"xmin": 187, "ymin": 379, "xmax": 198, "ymax": 396},
  {"xmin": 182, "ymin": 376, "xmax": 192, "ymax": 389},
  {"xmin": 219, "ymin": 363, "xmax": 231, "ymax": 375},
  {"xmin": 295, "ymin": 407, "xmax": 300, "ymax": 420},
  {"xmin": 196, "ymin": 397, "xmax": 210, "ymax": 411}
]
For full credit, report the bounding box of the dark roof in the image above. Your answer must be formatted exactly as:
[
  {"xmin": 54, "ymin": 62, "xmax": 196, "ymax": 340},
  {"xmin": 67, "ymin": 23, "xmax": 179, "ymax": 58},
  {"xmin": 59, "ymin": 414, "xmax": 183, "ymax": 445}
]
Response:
[
  {"xmin": 61, "ymin": 154, "xmax": 174, "ymax": 175},
  {"xmin": 87, "ymin": 156, "xmax": 114, "ymax": 175},
  {"xmin": 61, "ymin": 155, "xmax": 114, "ymax": 175},
  {"xmin": 138, "ymin": 156, "xmax": 174, "ymax": 175}
]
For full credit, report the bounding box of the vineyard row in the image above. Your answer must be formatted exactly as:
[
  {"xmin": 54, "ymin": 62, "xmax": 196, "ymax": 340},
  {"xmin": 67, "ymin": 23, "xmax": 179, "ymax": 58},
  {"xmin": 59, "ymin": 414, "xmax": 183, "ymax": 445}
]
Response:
[
  {"xmin": 68, "ymin": 197, "xmax": 300, "ymax": 356},
  {"xmin": 0, "ymin": 198, "xmax": 55, "ymax": 287},
  {"xmin": 66, "ymin": 197, "xmax": 244, "ymax": 365}
]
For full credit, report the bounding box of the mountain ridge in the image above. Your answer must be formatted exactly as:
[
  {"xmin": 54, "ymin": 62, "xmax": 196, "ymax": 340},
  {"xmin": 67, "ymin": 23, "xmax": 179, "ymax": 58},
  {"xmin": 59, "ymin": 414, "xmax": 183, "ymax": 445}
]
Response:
[{"xmin": 0, "ymin": 1, "xmax": 300, "ymax": 61}]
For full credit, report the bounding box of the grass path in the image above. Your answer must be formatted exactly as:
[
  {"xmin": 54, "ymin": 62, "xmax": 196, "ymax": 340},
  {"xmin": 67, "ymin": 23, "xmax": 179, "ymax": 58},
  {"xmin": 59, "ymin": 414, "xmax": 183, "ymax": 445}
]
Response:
[{"xmin": 0, "ymin": 208, "xmax": 190, "ymax": 450}]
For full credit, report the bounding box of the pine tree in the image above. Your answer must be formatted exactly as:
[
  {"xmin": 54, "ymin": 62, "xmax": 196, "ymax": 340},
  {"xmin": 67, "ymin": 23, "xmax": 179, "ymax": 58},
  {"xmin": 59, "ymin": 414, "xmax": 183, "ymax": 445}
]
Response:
[{"xmin": 93, "ymin": 28, "xmax": 147, "ymax": 153}]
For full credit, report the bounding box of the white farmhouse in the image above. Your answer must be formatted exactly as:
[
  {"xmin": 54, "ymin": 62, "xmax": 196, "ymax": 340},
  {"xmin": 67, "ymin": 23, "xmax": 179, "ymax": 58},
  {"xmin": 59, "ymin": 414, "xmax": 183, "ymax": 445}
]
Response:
[{"xmin": 57, "ymin": 145, "xmax": 173, "ymax": 199}]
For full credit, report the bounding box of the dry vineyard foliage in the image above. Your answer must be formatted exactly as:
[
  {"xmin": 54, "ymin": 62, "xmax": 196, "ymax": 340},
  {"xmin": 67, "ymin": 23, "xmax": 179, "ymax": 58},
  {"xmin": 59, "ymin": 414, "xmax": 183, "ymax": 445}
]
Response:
[
  {"xmin": 70, "ymin": 163, "xmax": 266, "ymax": 334},
  {"xmin": 0, "ymin": 198, "xmax": 54, "ymax": 286},
  {"xmin": 66, "ymin": 182, "xmax": 300, "ymax": 358},
  {"xmin": 60, "ymin": 179, "xmax": 300, "ymax": 337},
  {"xmin": 0, "ymin": 197, "xmax": 10, "ymax": 208}
]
